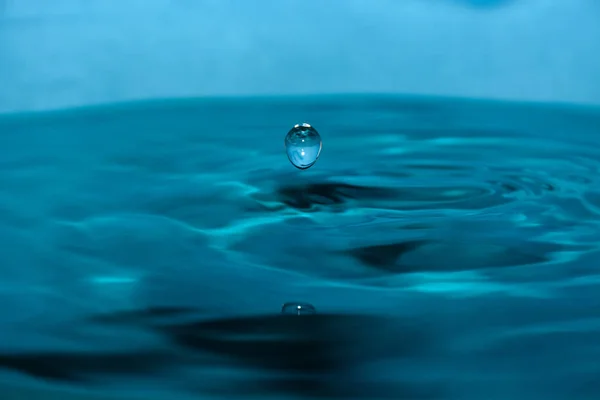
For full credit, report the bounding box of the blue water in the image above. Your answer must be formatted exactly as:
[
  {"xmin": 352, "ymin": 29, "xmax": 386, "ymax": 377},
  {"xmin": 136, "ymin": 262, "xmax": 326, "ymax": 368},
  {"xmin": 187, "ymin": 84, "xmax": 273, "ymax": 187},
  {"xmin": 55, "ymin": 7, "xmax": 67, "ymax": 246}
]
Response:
[{"xmin": 1, "ymin": 95, "xmax": 599, "ymax": 399}]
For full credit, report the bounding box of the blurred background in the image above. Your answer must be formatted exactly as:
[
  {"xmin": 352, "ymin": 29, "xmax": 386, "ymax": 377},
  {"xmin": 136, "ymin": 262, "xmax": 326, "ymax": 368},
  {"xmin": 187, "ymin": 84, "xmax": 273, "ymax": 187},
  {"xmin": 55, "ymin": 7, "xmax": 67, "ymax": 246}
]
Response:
[{"xmin": 0, "ymin": 0, "xmax": 599, "ymax": 113}]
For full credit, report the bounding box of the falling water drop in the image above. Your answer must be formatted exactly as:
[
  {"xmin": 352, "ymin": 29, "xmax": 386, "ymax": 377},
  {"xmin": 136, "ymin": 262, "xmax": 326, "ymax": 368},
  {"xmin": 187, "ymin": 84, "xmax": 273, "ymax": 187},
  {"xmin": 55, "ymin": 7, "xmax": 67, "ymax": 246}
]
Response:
[
  {"xmin": 285, "ymin": 123, "xmax": 322, "ymax": 170},
  {"xmin": 281, "ymin": 302, "xmax": 317, "ymax": 316}
]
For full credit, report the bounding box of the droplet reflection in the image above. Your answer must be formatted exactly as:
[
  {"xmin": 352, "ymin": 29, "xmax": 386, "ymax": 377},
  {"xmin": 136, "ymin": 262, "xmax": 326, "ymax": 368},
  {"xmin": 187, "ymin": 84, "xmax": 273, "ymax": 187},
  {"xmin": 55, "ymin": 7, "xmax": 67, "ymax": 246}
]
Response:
[
  {"xmin": 285, "ymin": 123, "xmax": 322, "ymax": 170},
  {"xmin": 281, "ymin": 302, "xmax": 317, "ymax": 316}
]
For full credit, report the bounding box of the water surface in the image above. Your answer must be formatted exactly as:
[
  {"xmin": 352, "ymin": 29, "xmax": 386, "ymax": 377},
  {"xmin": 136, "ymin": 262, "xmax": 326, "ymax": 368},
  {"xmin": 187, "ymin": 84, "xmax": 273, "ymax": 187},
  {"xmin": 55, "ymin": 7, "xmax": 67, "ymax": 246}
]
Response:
[{"xmin": 0, "ymin": 95, "xmax": 599, "ymax": 399}]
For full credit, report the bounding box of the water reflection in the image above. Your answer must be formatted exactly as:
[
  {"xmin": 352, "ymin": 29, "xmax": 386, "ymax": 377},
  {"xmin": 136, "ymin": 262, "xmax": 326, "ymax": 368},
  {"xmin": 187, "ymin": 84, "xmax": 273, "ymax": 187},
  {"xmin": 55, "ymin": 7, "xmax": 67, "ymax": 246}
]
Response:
[{"xmin": 0, "ymin": 95, "xmax": 599, "ymax": 399}]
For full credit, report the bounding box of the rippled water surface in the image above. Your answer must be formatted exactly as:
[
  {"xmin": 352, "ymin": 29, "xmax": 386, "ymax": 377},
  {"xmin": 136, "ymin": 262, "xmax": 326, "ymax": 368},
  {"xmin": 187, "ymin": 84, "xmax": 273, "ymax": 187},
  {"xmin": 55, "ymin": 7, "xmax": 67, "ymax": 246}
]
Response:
[{"xmin": 1, "ymin": 95, "xmax": 599, "ymax": 399}]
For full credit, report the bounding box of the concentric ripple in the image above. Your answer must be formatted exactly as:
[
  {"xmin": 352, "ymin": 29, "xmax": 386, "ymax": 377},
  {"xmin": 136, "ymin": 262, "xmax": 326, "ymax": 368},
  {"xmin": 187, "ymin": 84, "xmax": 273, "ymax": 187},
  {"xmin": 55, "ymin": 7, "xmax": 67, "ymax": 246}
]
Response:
[
  {"xmin": 230, "ymin": 111, "xmax": 600, "ymax": 284},
  {"xmin": 1, "ymin": 95, "xmax": 600, "ymax": 399}
]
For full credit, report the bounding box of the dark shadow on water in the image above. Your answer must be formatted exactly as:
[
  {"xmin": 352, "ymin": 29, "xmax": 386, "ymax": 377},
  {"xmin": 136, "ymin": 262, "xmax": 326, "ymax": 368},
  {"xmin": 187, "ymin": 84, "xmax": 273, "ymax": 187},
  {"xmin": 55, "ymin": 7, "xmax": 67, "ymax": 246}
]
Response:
[
  {"xmin": 273, "ymin": 181, "xmax": 514, "ymax": 212},
  {"xmin": 0, "ymin": 352, "xmax": 172, "ymax": 383},
  {"xmin": 344, "ymin": 240, "xmax": 591, "ymax": 273},
  {"xmin": 0, "ymin": 310, "xmax": 439, "ymax": 398},
  {"xmin": 275, "ymin": 182, "xmax": 397, "ymax": 210}
]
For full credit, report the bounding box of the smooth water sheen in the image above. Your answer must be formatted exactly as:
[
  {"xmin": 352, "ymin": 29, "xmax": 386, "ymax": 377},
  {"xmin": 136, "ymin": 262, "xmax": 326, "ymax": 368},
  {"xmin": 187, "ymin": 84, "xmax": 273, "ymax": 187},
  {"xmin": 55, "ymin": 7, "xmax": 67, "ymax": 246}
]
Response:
[{"xmin": 0, "ymin": 95, "xmax": 599, "ymax": 399}]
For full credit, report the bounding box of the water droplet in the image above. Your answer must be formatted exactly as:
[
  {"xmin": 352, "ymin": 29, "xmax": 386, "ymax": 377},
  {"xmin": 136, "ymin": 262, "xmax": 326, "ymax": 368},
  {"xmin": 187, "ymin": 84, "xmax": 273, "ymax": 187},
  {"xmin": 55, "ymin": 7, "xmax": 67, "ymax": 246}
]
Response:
[
  {"xmin": 285, "ymin": 123, "xmax": 322, "ymax": 170},
  {"xmin": 281, "ymin": 302, "xmax": 317, "ymax": 316}
]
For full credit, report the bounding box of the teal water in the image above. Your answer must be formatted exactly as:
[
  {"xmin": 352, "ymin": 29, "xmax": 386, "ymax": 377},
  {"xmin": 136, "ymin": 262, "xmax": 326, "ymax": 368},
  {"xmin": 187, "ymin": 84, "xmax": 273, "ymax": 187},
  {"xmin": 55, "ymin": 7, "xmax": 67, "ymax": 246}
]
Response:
[{"xmin": 1, "ymin": 95, "xmax": 599, "ymax": 399}]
